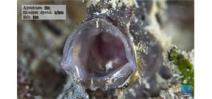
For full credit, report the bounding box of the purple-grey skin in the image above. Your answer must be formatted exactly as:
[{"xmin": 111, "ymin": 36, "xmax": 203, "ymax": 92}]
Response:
[{"xmin": 61, "ymin": 0, "xmax": 171, "ymax": 97}]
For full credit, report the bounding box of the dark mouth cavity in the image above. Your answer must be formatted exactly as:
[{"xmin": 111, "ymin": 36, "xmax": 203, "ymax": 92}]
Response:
[{"xmin": 87, "ymin": 32, "xmax": 129, "ymax": 76}]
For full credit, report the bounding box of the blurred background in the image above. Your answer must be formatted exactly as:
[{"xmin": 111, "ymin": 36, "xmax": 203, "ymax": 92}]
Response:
[
  {"xmin": 164, "ymin": 0, "xmax": 194, "ymax": 51},
  {"xmin": 17, "ymin": 0, "xmax": 194, "ymax": 98}
]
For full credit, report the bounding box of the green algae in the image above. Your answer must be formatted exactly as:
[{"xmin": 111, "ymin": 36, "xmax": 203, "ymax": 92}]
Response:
[{"xmin": 168, "ymin": 46, "xmax": 194, "ymax": 95}]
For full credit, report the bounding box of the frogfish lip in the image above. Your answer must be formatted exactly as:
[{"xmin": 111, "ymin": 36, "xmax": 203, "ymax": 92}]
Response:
[{"xmin": 61, "ymin": 18, "xmax": 136, "ymax": 90}]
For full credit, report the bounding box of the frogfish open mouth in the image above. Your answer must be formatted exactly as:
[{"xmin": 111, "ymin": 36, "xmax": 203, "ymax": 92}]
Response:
[{"xmin": 61, "ymin": 18, "xmax": 136, "ymax": 90}]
